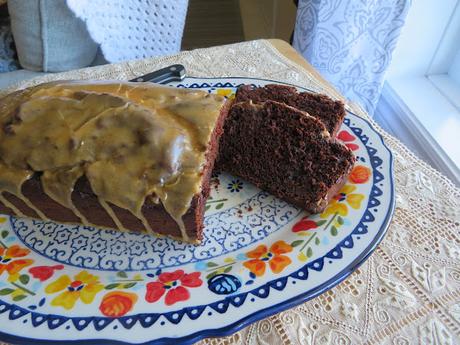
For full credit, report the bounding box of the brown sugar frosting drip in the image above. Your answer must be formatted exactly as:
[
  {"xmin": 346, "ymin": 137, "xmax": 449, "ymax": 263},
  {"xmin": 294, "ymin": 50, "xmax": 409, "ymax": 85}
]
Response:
[{"xmin": 0, "ymin": 81, "xmax": 226, "ymax": 241}]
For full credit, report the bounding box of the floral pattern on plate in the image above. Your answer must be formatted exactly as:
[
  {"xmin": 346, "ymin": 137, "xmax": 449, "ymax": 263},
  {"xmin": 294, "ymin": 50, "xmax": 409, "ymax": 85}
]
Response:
[{"xmin": 0, "ymin": 77, "xmax": 394, "ymax": 345}]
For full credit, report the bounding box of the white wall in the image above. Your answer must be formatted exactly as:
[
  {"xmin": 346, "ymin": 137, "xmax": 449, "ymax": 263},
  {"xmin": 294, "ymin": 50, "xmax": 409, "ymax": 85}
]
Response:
[{"xmin": 386, "ymin": 0, "xmax": 459, "ymax": 79}]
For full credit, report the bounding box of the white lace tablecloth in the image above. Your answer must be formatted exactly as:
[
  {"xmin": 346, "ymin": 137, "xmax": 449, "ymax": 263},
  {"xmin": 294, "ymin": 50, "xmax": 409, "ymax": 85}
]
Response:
[{"xmin": 1, "ymin": 40, "xmax": 459, "ymax": 345}]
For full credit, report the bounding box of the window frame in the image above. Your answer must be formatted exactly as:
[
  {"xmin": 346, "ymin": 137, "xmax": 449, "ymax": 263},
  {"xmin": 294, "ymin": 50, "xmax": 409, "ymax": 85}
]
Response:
[{"xmin": 374, "ymin": 0, "xmax": 460, "ymax": 186}]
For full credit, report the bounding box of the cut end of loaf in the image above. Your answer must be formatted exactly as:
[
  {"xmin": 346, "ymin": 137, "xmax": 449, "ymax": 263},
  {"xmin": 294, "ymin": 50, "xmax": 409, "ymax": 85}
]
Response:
[{"xmin": 216, "ymin": 97, "xmax": 355, "ymax": 214}]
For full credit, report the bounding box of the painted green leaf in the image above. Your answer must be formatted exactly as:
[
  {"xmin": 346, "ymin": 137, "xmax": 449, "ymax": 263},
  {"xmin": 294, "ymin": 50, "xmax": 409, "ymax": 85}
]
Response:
[
  {"xmin": 306, "ymin": 247, "xmax": 313, "ymax": 258},
  {"xmin": 315, "ymin": 237, "xmax": 320, "ymax": 245},
  {"xmin": 116, "ymin": 271, "xmax": 128, "ymax": 279},
  {"xmin": 290, "ymin": 240, "xmax": 304, "ymax": 247},
  {"xmin": 206, "ymin": 271, "xmax": 218, "ymax": 280},
  {"xmin": 224, "ymin": 266, "xmax": 232, "ymax": 273},
  {"xmin": 206, "ymin": 262, "xmax": 218, "ymax": 268},
  {"xmin": 123, "ymin": 282, "xmax": 136, "ymax": 289},
  {"xmin": 105, "ymin": 283, "xmax": 119, "ymax": 290},
  {"xmin": 205, "ymin": 204, "xmax": 211, "ymax": 211},
  {"xmin": 1, "ymin": 230, "xmax": 8, "ymax": 239},
  {"xmin": 316, "ymin": 220, "xmax": 327, "ymax": 227},
  {"xmin": 337, "ymin": 216, "xmax": 344, "ymax": 225},
  {"xmin": 0, "ymin": 288, "xmax": 14, "ymax": 295},
  {"xmin": 13, "ymin": 294, "xmax": 27, "ymax": 302},
  {"xmin": 331, "ymin": 226, "xmax": 338, "ymax": 236},
  {"xmin": 19, "ymin": 274, "xmax": 30, "ymax": 285},
  {"xmin": 215, "ymin": 203, "xmax": 224, "ymax": 210}
]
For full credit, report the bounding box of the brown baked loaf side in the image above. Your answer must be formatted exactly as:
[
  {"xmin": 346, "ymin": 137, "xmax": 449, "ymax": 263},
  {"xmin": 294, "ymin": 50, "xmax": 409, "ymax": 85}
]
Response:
[
  {"xmin": 0, "ymin": 82, "xmax": 231, "ymax": 243},
  {"xmin": 0, "ymin": 98, "xmax": 231, "ymax": 242},
  {"xmin": 0, "ymin": 99, "xmax": 231, "ymax": 242}
]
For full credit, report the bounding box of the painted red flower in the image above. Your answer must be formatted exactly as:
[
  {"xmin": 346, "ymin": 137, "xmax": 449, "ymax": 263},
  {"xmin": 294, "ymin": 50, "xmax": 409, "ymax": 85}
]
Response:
[
  {"xmin": 337, "ymin": 130, "xmax": 359, "ymax": 151},
  {"xmin": 292, "ymin": 219, "xmax": 318, "ymax": 232},
  {"xmin": 145, "ymin": 270, "xmax": 202, "ymax": 306},
  {"xmin": 29, "ymin": 265, "xmax": 64, "ymax": 281}
]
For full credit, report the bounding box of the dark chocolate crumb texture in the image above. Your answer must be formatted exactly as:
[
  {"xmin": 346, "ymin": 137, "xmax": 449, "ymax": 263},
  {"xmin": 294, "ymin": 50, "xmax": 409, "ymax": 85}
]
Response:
[
  {"xmin": 217, "ymin": 97, "xmax": 355, "ymax": 214},
  {"xmin": 235, "ymin": 84, "xmax": 346, "ymax": 137}
]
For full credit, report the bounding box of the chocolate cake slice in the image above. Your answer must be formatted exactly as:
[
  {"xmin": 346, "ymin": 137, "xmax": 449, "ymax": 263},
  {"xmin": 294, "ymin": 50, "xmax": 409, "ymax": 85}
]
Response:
[
  {"xmin": 217, "ymin": 100, "xmax": 355, "ymax": 213},
  {"xmin": 235, "ymin": 84, "xmax": 345, "ymax": 136},
  {"xmin": 0, "ymin": 81, "xmax": 231, "ymax": 243}
]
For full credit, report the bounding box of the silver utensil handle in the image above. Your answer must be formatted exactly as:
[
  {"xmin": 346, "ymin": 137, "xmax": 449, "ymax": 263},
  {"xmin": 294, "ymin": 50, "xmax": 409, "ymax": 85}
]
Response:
[{"xmin": 129, "ymin": 64, "xmax": 186, "ymax": 84}]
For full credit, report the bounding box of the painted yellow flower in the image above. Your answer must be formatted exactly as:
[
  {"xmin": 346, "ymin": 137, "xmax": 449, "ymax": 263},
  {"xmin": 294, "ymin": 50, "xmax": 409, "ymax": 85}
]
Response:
[
  {"xmin": 216, "ymin": 88, "xmax": 235, "ymax": 99},
  {"xmin": 320, "ymin": 185, "xmax": 364, "ymax": 218},
  {"xmin": 45, "ymin": 271, "xmax": 104, "ymax": 310}
]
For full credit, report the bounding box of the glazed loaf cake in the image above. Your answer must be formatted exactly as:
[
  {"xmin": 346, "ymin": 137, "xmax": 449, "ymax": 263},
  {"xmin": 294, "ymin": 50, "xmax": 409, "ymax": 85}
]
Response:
[
  {"xmin": 0, "ymin": 81, "xmax": 230, "ymax": 243},
  {"xmin": 0, "ymin": 81, "xmax": 353, "ymax": 243},
  {"xmin": 235, "ymin": 84, "xmax": 346, "ymax": 136},
  {"xmin": 217, "ymin": 99, "xmax": 355, "ymax": 214}
]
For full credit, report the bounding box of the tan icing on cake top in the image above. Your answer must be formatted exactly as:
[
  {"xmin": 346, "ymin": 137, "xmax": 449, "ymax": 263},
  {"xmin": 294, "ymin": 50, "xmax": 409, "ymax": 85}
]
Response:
[
  {"xmin": 0, "ymin": 81, "xmax": 226, "ymax": 239},
  {"xmin": 41, "ymin": 166, "xmax": 91, "ymax": 225}
]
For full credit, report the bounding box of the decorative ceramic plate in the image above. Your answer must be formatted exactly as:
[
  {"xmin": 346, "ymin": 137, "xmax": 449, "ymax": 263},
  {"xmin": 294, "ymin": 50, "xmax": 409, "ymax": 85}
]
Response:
[{"xmin": 0, "ymin": 77, "xmax": 394, "ymax": 345}]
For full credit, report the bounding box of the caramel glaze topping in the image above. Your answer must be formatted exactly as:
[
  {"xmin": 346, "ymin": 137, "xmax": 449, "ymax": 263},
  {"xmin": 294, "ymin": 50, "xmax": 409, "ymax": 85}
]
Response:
[{"xmin": 0, "ymin": 81, "xmax": 226, "ymax": 241}]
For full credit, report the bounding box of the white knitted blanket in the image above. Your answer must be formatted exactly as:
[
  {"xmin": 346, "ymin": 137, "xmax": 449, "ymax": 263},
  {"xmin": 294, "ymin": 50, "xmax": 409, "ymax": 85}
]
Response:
[{"xmin": 66, "ymin": 0, "xmax": 188, "ymax": 63}]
